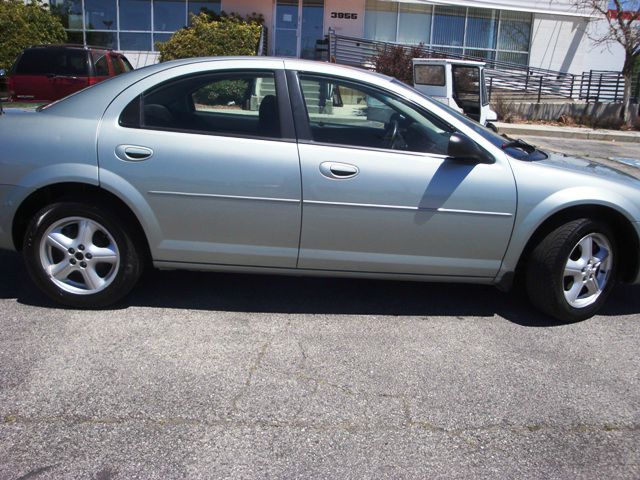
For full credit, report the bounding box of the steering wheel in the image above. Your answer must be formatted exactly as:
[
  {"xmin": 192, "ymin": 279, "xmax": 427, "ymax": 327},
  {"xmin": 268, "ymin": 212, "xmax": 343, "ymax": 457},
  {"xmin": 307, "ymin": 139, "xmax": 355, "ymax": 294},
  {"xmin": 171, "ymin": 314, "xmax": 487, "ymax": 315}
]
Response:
[{"xmin": 383, "ymin": 114, "xmax": 401, "ymax": 149}]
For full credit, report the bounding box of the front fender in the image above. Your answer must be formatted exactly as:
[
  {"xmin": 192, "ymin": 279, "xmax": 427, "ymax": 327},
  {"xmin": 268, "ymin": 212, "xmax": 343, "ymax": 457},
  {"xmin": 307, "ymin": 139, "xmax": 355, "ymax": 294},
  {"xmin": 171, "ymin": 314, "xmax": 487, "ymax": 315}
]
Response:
[{"xmin": 498, "ymin": 186, "xmax": 640, "ymax": 284}]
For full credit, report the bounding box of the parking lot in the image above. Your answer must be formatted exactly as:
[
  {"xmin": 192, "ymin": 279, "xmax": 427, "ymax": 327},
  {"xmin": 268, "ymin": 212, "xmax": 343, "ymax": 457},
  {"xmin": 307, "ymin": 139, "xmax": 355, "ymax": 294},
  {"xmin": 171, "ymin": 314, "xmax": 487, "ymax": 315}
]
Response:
[{"xmin": 1, "ymin": 138, "xmax": 639, "ymax": 479}]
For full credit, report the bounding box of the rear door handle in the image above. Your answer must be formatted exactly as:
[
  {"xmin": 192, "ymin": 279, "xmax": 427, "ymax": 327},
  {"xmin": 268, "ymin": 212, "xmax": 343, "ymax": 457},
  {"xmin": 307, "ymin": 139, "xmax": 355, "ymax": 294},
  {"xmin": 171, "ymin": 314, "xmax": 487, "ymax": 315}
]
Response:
[
  {"xmin": 319, "ymin": 162, "xmax": 359, "ymax": 179},
  {"xmin": 115, "ymin": 145, "xmax": 153, "ymax": 161}
]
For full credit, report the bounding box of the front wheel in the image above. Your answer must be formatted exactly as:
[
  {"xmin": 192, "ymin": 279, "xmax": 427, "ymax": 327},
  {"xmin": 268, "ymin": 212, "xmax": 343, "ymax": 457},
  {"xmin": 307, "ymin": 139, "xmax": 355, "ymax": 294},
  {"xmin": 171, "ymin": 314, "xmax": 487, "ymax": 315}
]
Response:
[
  {"xmin": 526, "ymin": 218, "xmax": 617, "ymax": 322},
  {"xmin": 23, "ymin": 202, "xmax": 142, "ymax": 308}
]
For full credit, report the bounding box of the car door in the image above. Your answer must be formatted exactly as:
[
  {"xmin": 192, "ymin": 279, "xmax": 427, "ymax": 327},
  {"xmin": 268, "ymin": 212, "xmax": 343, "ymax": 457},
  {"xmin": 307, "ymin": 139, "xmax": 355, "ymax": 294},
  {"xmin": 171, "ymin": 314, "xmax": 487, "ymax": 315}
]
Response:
[
  {"xmin": 97, "ymin": 63, "xmax": 301, "ymax": 268},
  {"xmin": 291, "ymin": 71, "xmax": 516, "ymax": 278}
]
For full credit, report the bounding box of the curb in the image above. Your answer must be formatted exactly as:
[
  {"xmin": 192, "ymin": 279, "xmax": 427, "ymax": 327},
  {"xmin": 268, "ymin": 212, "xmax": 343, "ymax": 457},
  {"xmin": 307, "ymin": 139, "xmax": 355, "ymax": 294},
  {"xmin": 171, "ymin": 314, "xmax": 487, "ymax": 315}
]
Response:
[{"xmin": 495, "ymin": 123, "xmax": 640, "ymax": 144}]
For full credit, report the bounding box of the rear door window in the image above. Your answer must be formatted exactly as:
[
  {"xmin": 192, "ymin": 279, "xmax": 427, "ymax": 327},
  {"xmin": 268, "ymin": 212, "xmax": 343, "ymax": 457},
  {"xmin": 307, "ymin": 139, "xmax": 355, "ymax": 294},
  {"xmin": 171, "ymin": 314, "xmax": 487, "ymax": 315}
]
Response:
[
  {"xmin": 112, "ymin": 55, "xmax": 125, "ymax": 75},
  {"xmin": 93, "ymin": 53, "xmax": 110, "ymax": 76}
]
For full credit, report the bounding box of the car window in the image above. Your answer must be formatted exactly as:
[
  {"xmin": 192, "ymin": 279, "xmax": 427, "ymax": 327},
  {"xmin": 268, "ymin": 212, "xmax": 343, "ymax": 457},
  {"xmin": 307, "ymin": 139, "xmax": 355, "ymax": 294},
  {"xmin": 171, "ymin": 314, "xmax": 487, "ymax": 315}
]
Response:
[
  {"xmin": 298, "ymin": 74, "xmax": 453, "ymax": 155},
  {"xmin": 119, "ymin": 72, "xmax": 281, "ymax": 139},
  {"xmin": 121, "ymin": 56, "xmax": 133, "ymax": 72},
  {"xmin": 93, "ymin": 53, "xmax": 109, "ymax": 76},
  {"xmin": 414, "ymin": 65, "xmax": 445, "ymax": 86},
  {"xmin": 112, "ymin": 55, "xmax": 124, "ymax": 75},
  {"xmin": 15, "ymin": 49, "xmax": 89, "ymax": 76}
]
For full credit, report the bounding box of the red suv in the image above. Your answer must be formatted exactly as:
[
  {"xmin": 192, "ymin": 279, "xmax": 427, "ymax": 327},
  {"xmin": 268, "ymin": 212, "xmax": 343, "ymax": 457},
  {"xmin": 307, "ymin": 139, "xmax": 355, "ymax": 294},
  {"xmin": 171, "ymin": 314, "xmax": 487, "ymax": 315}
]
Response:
[{"xmin": 7, "ymin": 45, "xmax": 133, "ymax": 102}]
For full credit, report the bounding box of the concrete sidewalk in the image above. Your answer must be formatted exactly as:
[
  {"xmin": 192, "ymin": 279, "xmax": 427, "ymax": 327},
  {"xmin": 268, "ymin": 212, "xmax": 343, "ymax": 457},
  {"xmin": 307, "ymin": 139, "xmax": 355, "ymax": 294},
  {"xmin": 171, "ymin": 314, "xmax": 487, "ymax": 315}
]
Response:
[{"xmin": 495, "ymin": 121, "xmax": 640, "ymax": 143}]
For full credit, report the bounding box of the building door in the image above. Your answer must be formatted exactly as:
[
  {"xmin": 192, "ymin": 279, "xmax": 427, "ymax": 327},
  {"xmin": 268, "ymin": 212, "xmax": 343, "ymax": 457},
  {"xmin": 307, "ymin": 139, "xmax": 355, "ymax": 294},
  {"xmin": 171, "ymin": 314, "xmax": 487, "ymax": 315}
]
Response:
[{"xmin": 275, "ymin": 0, "xmax": 324, "ymax": 58}]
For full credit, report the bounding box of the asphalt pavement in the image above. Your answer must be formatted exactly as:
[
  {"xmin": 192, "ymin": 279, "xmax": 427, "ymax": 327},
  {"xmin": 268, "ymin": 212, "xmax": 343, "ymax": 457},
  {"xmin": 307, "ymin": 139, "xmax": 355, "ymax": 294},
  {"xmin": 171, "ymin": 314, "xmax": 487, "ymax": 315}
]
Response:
[{"xmin": 1, "ymin": 138, "xmax": 639, "ymax": 479}]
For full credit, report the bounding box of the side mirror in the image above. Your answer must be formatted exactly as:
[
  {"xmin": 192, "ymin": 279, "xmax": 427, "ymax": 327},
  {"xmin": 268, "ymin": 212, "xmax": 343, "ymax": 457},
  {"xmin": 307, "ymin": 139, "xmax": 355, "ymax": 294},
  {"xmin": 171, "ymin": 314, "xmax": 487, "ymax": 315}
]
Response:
[{"xmin": 447, "ymin": 132, "xmax": 493, "ymax": 164}]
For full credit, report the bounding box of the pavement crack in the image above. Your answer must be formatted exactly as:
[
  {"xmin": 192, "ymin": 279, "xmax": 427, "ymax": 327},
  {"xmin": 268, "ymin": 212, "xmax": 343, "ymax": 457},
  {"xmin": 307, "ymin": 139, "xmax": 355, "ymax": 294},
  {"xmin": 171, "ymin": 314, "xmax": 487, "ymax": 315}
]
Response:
[{"xmin": 228, "ymin": 339, "xmax": 271, "ymax": 415}]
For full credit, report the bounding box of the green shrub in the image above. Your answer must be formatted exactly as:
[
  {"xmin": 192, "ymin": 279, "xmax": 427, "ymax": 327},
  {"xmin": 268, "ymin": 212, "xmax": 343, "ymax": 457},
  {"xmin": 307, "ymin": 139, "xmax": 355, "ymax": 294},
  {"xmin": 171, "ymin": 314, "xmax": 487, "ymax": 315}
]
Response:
[
  {"xmin": 192, "ymin": 79, "xmax": 249, "ymax": 106},
  {"xmin": 157, "ymin": 13, "xmax": 262, "ymax": 62},
  {"xmin": 0, "ymin": 0, "xmax": 67, "ymax": 71}
]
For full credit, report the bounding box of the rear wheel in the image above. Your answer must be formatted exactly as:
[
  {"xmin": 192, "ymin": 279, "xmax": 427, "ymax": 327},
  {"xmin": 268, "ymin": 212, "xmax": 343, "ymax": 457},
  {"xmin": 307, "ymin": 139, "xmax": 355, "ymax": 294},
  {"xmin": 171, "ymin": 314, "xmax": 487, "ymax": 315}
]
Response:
[
  {"xmin": 526, "ymin": 218, "xmax": 617, "ymax": 322},
  {"xmin": 23, "ymin": 202, "xmax": 142, "ymax": 308}
]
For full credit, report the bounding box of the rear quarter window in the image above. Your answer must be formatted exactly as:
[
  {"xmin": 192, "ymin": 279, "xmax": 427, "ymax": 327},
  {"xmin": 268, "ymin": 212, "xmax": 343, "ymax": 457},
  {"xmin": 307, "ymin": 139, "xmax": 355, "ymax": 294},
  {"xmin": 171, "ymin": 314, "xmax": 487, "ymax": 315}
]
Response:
[{"xmin": 14, "ymin": 49, "xmax": 89, "ymax": 76}]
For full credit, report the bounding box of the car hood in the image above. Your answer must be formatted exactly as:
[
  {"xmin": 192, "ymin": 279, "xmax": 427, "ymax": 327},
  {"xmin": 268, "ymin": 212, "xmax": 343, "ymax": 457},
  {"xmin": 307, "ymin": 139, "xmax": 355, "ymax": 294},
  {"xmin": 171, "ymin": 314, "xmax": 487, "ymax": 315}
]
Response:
[{"xmin": 535, "ymin": 151, "xmax": 640, "ymax": 187}]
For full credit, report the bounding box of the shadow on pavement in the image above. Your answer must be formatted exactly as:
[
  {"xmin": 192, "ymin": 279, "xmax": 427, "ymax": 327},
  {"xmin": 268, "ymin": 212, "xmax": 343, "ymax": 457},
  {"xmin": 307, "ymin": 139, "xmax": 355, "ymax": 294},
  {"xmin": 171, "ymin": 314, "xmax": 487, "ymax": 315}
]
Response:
[{"xmin": 1, "ymin": 249, "xmax": 638, "ymax": 327}]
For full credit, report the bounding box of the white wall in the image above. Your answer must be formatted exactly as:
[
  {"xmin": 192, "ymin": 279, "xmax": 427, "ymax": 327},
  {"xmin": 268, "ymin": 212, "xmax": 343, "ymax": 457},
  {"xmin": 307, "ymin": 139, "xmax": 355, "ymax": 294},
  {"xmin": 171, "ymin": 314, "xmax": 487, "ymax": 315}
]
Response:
[{"xmin": 529, "ymin": 13, "xmax": 625, "ymax": 73}]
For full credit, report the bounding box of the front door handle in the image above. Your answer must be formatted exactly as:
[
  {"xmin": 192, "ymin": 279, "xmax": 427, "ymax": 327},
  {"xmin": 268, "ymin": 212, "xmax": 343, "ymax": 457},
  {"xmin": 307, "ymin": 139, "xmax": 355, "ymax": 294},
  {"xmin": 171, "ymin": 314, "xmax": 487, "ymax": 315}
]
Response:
[
  {"xmin": 319, "ymin": 162, "xmax": 359, "ymax": 179},
  {"xmin": 115, "ymin": 145, "xmax": 153, "ymax": 162}
]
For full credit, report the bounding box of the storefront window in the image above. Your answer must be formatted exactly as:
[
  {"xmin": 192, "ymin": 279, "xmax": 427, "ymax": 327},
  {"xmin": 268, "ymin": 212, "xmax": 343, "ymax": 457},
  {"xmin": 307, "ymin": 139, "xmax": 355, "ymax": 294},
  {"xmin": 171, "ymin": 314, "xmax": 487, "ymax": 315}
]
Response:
[
  {"xmin": 432, "ymin": 6, "xmax": 466, "ymax": 47},
  {"xmin": 84, "ymin": 0, "xmax": 117, "ymax": 30},
  {"xmin": 50, "ymin": 0, "xmax": 84, "ymax": 29},
  {"xmin": 498, "ymin": 11, "xmax": 532, "ymax": 52},
  {"xmin": 397, "ymin": 3, "xmax": 431, "ymax": 45},
  {"xmin": 120, "ymin": 0, "xmax": 152, "ymax": 31},
  {"xmin": 120, "ymin": 32, "xmax": 152, "ymax": 51},
  {"xmin": 154, "ymin": 0, "xmax": 186, "ymax": 31},
  {"xmin": 364, "ymin": 0, "xmax": 398, "ymax": 43},
  {"xmin": 364, "ymin": 1, "xmax": 531, "ymax": 66},
  {"xmin": 466, "ymin": 8, "xmax": 498, "ymax": 50},
  {"xmin": 188, "ymin": 1, "xmax": 221, "ymax": 19},
  {"xmin": 86, "ymin": 31, "xmax": 117, "ymax": 49}
]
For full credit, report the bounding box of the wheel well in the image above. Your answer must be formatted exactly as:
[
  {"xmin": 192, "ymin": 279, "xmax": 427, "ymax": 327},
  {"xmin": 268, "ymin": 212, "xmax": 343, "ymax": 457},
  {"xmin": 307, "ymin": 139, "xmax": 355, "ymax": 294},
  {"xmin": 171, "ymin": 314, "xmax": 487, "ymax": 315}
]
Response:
[
  {"xmin": 515, "ymin": 205, "xmax": 640, "ymax": 284},
  {"xmin": 12, "ymin": 183, "xmax": 152, "ymax": 265}
]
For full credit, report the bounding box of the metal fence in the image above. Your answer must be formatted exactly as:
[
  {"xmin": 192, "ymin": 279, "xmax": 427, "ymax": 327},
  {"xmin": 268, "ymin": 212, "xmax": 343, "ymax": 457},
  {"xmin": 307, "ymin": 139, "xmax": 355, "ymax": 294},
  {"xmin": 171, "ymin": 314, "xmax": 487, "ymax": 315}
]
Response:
[{"xmin": 328, "ymin": 30, "xmax": 639, "ymax": 104}]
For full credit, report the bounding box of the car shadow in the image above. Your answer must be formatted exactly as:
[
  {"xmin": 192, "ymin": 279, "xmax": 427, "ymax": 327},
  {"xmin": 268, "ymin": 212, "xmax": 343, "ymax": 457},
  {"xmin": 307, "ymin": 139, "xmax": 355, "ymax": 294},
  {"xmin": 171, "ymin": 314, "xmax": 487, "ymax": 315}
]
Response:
[{"xmin": 2, "ymin": 249, "xmax": 638, "ymax": 327}]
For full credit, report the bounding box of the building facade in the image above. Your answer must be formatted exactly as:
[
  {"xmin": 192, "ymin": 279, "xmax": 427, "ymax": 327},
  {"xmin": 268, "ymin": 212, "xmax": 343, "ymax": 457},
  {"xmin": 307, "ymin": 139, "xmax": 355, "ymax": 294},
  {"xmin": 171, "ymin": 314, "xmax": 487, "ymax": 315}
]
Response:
[{"xmin": 48, "ymin": 0, "xmax": 625, "ymax": 73}]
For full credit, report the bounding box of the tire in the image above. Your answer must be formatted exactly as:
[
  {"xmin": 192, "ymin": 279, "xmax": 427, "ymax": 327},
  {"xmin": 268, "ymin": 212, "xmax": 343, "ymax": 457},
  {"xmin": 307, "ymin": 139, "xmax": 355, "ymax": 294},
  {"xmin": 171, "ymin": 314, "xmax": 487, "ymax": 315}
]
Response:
[
  {"xmin": 22, "ymin": 202, "xmax": 143, "ymax": 308},
  {"xmin": 526, "ymin": 218, "xmax": 618, "ymax": 322}
]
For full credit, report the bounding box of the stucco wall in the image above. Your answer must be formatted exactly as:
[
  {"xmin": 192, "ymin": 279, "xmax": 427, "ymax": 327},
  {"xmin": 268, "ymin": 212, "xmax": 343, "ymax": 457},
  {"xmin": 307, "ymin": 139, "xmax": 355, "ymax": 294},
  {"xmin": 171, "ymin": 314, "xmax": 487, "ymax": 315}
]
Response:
[
  {"xmin": 529, "ymin": 13, "xmax": 590, "ymax": 73},
  {"xmin": 324, "ymin": 0, "xmax": 365, "ymax": 37}
]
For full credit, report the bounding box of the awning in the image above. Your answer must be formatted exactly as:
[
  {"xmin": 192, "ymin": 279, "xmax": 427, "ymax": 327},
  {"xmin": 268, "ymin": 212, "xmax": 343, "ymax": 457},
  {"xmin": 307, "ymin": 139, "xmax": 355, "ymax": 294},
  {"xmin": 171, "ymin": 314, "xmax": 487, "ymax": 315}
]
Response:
[{"xmin": 385, "ymin": 0, "xmax": 598, "ymax": 18}]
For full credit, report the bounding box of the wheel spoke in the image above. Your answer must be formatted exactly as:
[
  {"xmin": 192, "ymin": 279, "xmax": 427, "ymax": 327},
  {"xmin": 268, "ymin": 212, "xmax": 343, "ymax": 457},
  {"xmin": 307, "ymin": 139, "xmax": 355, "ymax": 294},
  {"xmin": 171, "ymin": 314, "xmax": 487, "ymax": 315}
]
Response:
[
  {"xmin": 585, "ymin": 277, "xmax": 601, "ymax": 297},
  {"xmin": 565, "ymin": 281, "xmax": 584, "ymax": 303},
  {"xmin": 578, "ymin": 236, "xmax": 593, "ymax": 260},
  {"xmin": 81, "ymin": 266, "xmax": 105, "ymax": 291},
  {"xmin": 594, "ymin": 245, "xmax": 610, "ymax": 264},
  {"xmin": 564, "ymin": 259, "xmax": 584, "ymax": 278},
  {"xmin": 89, "ymin": 245, "xmax": 118, "ymax": 264},
  {"xmin": 49, "ymin": 261, "xmax": 74, "ymax": 280},
  {"xmin": 46, "ymin": 231, "xmax": 73, "ymax": 252},
  {"xmin": 77, "ymin": 219, "xmax": 97, "ymax": 247}
]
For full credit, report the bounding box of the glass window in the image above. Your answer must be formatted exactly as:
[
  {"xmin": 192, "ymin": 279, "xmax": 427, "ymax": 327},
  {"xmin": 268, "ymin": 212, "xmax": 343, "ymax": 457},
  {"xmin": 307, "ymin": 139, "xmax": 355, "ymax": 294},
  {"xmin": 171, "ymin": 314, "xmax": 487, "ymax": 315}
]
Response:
[
  {"xmin": 66, "ymin": 31, "xmax": 84, "ymax": 45},
  {"xmin": 112, "ymin": 55, "xmax": 125, "ymax": 75},
  {"xmin": 121, "ymin": 56, "xmax": 134, "ymax": 72},
  {"xmin": 86, "ymin": 32, "xmax": 118, "ymax": 49},
  {"xmin": 120, "ymin": 0, "xmax": 151, "ymax": 31},
  {"xmin": 50, "ymin": 0, "xmax": 84, "ymax": 29},
  {"xmin": 466, "ymin": 8, "xmax": 498, "ymax": 50},
  {"xmin": 432, "ymin": 6, "xmax": 466, "ymax": 47},
  {"xmin": 397, "ymin": 3, "xmax": 431, "ymax": 45},
  {"xmin": 92, "ymin": 53, "xmax": 110, "ymax": 76},
  {"xmin": 364, "ymin": 0, "xmax": 397, "ymax": 42},
  {"xmin": 120, "ymin": 96, "xmax": 141, "ymax": 127},
  {"xmin": 498, "ymin": 11, "xmax": 532, "ymax": 52},
  {"xmin": 120, "ymin": 32, "xmax": 152, "ymax": 50},
  {"xmin": 414, "ymin": 65, "xmax": 445, "ymax": 86},
  {"xmin": 15, "ymin": 49, "xmax": 89, "ymax": 76},
  {"xmin": 496, "ymin": 51, "xmax": 528, "ymax": 65},
  {"xmin": 299, "ymin": 74, "xmax": 452, "ymax": 154},
  {"xmin": 188, "ymin": 0, "xmax": 221, "ymax": 19},
  {"xmin": 132, "ymin": 72, "xmax": 280, "ymax": 138},
  {"xmin": 154, "ymin": 0, "xmax": 186, "ymax": 31},
  {"xmin": 85, "ymin": 0, "xmax": 117, "ymax": 30}
]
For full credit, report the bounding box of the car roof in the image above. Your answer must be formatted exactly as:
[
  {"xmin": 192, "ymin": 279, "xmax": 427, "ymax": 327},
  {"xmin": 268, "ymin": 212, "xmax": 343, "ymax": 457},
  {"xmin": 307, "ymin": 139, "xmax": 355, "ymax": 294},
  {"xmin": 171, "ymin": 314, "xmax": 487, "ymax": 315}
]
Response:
[{"xmin": 27, "ymin": 44, "xmax": 113, "ymax": 52}]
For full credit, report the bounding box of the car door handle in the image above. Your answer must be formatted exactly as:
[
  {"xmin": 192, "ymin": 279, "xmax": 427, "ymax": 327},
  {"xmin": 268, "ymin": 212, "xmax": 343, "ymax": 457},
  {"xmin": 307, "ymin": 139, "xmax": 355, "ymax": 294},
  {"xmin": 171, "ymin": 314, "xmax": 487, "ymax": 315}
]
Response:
[
  {"xmin": 115, "ymin": 145, "xmax": 153, "ymax": 162},
  {"xmin": 319, "ymin": 162, "xmax": 359, "ymax": 179}
]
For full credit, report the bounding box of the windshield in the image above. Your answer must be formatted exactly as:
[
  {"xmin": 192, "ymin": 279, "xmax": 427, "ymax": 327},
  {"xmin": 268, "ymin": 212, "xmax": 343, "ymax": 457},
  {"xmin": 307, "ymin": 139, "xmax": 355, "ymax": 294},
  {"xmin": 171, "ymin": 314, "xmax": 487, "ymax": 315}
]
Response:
[{"xmin": 392, "ymin": 79, "xmax": 547, "ymax": 160}]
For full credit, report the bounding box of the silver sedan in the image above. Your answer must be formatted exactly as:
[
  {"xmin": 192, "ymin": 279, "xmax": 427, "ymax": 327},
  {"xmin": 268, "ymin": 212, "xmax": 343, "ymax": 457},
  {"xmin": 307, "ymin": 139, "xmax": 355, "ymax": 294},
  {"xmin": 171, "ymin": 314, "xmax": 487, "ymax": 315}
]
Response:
[{"xmin": 1, "ymin": 57, "xmax": 639, "ymax": 322}]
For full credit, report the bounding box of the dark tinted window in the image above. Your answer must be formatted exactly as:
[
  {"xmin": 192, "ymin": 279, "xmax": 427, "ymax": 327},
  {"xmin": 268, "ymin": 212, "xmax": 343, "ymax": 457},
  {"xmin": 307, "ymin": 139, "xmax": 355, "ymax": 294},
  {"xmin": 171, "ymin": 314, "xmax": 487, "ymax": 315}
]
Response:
[
  {"xmin": 299, "ymin": 74, "xmax": 452, "ymax": 154},
  {"xmin": 93, "ymin": 53, "xmax": 109, "ymax": 76},
  {"xmin": 121, "ymin": 57, "xmax": 133, "ymax": 72},
  {"xmin": 119, "ymin": 96, "xmax": 141, "ymax": 127},
  {"xmin": 15, "ymin": 49, "xmax": 89, "ymax": 76},
  {"xmin": 121, "ymin": 72, "xmax": 280, "ymax": 139},
  {"xmin": 111, "ymin": 55, "xmax": 124, "ymax": 75}
]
